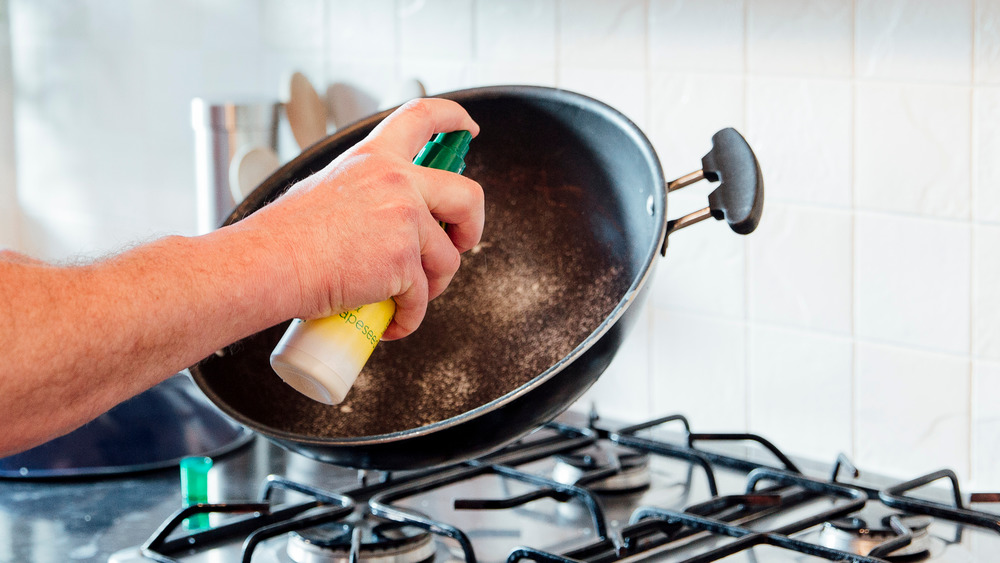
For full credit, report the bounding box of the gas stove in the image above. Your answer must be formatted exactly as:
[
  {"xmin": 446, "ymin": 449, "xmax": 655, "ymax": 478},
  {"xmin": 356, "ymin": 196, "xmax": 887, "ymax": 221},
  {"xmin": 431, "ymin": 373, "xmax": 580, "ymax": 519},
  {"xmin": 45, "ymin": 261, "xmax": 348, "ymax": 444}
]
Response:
[
  {"xmin": 2, "ymin": 411, "xmax": 998, "ymax": 562},
  {"xmin": 91, "ymin": 412, "xmax": 1000, "ymax": 562}
]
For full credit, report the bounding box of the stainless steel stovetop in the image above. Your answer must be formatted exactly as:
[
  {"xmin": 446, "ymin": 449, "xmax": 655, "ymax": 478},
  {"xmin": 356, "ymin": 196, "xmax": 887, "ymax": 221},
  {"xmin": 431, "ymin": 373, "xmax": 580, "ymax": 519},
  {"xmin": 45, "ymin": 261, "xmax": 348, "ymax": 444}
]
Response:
[{"xmin": 2, "ymin": 411, "xmax": 998, "ymax": 562}]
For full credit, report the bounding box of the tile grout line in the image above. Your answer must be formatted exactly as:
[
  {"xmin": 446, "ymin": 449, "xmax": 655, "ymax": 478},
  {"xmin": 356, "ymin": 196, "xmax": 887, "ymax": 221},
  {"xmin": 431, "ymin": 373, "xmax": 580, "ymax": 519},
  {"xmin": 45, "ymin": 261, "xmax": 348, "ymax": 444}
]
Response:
[
  {"xmin": 799, "ymin": 203, "xmax": 982, "ymax": 224},
  {"xmin": 469, "ymin": 0, "xmax": 476, "ymax": 67},
  {"xmin": 642, "ymin": 70, "xmax": 978, "ymax": 86},
  {"xmin": 849, "ymin": 0, "xmax": 858, "ymax": 463},
  {"xmin": 969, "ymin": 227, "xmax": 976, "ymax": 483},
  {"xmin": 753, "ymin": 198, "xmax": 1000, "ymax": 224},
  {"xmin": 643, "ymin": 0, "xmax": 655, "ymax": 418},
  {"xmin": 647, "ymin": 302, "xmax": 655, "ymax": 419},
  {"xmin": 392, "ymin": 0, "xmax": 402, "ymax": 85},
  {"xmin": 726, "ymin": 317, "xmax": 979, "ymax": 361},
  {"xmin": 554, "ymin": 0, "xmax": 561, "ymax": 87},
  {"xmin": 968, "ymin": 0, "xmax": 977, "ymax": 484},
  {"xmin": 743, "ymin": 0, "xmax": 751, "ymax": 433},
  {"xmin": 2, "ymin": 0, "xmax": 19, "ymax": 250},
  {"xmin": 320, "ymin": 0, "xmax": 328, "ymax": 89}
]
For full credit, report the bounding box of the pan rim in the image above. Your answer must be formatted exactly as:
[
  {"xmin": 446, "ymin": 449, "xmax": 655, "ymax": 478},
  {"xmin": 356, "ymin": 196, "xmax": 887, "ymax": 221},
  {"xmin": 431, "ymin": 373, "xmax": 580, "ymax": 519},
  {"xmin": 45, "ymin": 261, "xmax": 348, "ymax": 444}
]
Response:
[{"xmin": 190, "ymin": 85, "xmax": 668, "ymax": 448}]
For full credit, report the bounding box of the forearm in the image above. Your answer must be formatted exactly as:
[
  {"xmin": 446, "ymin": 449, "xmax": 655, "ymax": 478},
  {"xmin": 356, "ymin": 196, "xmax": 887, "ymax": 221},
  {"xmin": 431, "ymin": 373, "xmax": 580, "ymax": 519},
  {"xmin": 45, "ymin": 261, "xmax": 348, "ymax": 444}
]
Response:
[
  {"xmin": 0, "ymin": 223, "xmax": 297, "ymax": 455},
  {"xmin": 0, "ymin": 98, "xmax": 484, "ymax": 456}
]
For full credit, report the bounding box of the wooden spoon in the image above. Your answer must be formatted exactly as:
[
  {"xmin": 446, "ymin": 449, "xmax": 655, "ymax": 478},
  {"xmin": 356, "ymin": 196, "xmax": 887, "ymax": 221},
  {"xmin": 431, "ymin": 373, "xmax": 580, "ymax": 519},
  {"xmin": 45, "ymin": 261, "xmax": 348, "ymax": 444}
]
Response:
[{"xmin": 286, "ymin": 72, "xmax": 327, "ymax": 150}]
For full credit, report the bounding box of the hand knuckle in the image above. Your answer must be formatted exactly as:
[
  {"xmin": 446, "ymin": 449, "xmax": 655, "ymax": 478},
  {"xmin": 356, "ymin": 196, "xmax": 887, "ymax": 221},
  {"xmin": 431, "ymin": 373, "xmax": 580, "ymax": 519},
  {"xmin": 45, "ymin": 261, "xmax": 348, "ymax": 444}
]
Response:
[
  {"xmin": 467, "ymin": 180, "xmax": 485, "ymax": 208},
  {"xmin": 401, "ymin": 98, "xmax": 432, "ymax": 120},
  {"xmin": 447, "ymin": 247, "xmax": 461, "ymax": 274},
  {"xmin": 398, "ymin": 319, "xmax": 418, "ymax": 336},
  {"xmin": 379, "ymin": 169, "xmax": 409, "ymax": 189},
  {"xmin": 387, "ymin": 200, "xmax": 421, "ymax": 224},
  {"xmin": 389, "ymin": 240, "xmax": 420, "ymax": 271},
  {"xmin": 467, "ymin": 178, "xmax": 484, "ymax": 198}
]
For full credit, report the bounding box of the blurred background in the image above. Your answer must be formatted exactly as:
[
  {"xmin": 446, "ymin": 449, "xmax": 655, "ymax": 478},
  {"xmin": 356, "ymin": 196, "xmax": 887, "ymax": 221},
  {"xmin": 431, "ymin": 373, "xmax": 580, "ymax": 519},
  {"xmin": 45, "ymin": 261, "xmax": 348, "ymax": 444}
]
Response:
[{"xmin": 0, "ymin": 0, "xmax": 998, "ymax": 489}]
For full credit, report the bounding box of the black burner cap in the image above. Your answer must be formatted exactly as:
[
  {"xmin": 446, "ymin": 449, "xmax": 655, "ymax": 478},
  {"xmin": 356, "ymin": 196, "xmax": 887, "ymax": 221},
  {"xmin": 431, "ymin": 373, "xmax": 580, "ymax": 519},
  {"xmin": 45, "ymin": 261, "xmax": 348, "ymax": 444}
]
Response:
[
  {"xmin": 828, "ymin": 514, "xmax": 932, "ymax": 535},
  {"xmin": 293, "ymin": 520, "xmax": 429, "ymax": 551},
  {"xmin": 556, "ymin": 446, "xmax": 648, "ymax": 470}
]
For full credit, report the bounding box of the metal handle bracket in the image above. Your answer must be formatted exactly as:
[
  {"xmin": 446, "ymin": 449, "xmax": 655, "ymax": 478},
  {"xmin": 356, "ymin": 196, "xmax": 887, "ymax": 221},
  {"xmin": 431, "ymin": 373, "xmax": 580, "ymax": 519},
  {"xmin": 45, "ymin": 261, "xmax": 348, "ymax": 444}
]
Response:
[{"xmin": 661, "ymin": 128, "xmax": 764, "ymax": 255}]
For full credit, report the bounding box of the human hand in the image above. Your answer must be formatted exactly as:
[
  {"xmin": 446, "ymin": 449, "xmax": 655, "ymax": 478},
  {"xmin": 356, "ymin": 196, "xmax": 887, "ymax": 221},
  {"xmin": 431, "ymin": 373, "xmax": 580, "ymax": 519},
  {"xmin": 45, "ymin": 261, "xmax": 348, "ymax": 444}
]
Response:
[{"xmin": 241, "ymin": 98, "xmax": 484, "ymax": 341}]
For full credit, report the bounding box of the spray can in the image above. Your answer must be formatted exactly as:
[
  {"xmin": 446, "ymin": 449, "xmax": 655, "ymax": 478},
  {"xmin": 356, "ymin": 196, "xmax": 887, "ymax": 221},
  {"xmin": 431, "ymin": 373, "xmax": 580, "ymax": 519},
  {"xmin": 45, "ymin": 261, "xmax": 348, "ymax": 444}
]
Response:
[{"xmin": 269, "ymin": 130, "xmax": 472, "ymax": 404}]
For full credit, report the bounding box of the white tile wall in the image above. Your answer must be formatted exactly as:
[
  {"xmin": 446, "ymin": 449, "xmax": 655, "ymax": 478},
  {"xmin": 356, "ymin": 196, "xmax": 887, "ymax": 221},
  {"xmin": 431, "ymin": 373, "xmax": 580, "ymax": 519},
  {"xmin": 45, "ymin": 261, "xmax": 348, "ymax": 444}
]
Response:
[
  {"xmin": 399, "ymin": 0, "xmax": 473, "ymax": 63},
  {"xmin": 749, "ymin": 324, "xmax": 853, "ymax": 461},
  {"xmin": 974, "ymin": 224, "xmax": 1000, "ymax": 361},
  {"xmin": 651, "ymin": 217, "xmax": 746, "ymax": 319},
  {"xmin": 327, "ymin": 0, "xmax": 397, "ymax": 65},
  {"xmin": 579, "ymin": 305, "xmax": 653, "ymax": 423},
  {"xmin": 855, "ymin": 82, "xmax": 971, "ymax": 219},
  {"xmin": 855, "ymin": 342, "xmax": 970, "ymax": 480},
  {"xmin": 855, "ymin": 212, "xmax": 970, "ymax": 354},
  {"xmin": 199, "ymin": 0, "xmax": 265, "ymax": 54},
  {"xmin": 558, "ymin": 67, "xmax": 648, "ymax": 127},
  {"xmin": 748, "ymin": 203, "xmax": 852, "ymax": 333},
  {"xmin": 650, "ymin": 309, "xmax": 747, "ymax": 432},
  {"xmin": 0, "ymin": 208, "xmax": 15, "ymax": 250},
  {"xmin": 472, "ymin": 63, "xmax": 557, "ymax": 89},
  {"xmin": 0, "ymin": 0, "xmax": 16, "ymax": 250},
  {"xmin": 746, "ymin": 77, "xmax": 852, "ymax": 207},
  {"xmin": 856, "ymin": 0, "xmax": 972, "ymax": 83},
  {"xmin": 558, "ymin": 0, "xmax": 647, "ymax": 71},
  {"xmin": 647, "ymin": 72, "xmax": 745, "ymax": 179},
  {"xmin": 475, "ymin": 0, "xmax": 557, "ymax": 66},
  {"xmin": 397, "ymin": 59, "xmax": 474, "ymax": 97},
  {"xmin": 4, "ymin": 0, "xmax": 999, "ymax": 488},
  {"xmin": 747, "ymin": 0, "xmax": 853, "ymax": 77},
  {"xmin": 976, "ymin": 0, "xmax": 1000, "ymax": 85},
  {"xmin": 975, "ymin": 87, "xmax": 1000, "ymax": 222},
  {"xmin": 648, "ymin": 0, "xmax": 745, "ymax": 73},
  {"xmin": 261, "ymin": 0, "xmax": 325, "ymax": 52},
  {"xmin": 972, "ymin": 360, "xmax": 1000, "ymax": 488}
]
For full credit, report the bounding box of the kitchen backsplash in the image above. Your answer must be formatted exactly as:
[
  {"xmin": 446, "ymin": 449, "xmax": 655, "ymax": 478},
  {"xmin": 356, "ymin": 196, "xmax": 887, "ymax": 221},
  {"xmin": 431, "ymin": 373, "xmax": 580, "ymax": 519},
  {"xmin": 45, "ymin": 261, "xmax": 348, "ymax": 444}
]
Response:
[
  {"xmin": 0, "ymin": 3, "xmax": 15, "ymax": 249},
  {"xmin": 2, "ymin": 0, "xmax": 998, "ymax": 490}
]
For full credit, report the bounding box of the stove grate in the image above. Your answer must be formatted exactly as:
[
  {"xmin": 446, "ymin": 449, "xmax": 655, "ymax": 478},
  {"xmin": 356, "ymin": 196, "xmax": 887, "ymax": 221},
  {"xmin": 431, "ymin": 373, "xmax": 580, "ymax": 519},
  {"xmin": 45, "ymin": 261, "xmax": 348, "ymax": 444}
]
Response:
[
  {"xmin": 369, "ymin": 425, "xmax": 615, "ymax": 563},
  {"xmin": 511, "ymin": 465, "xmax": 900, "ymax": 563},
  {"xmin": 132, "ymin": 412, "xmax": 1000, "ymax": 563},
  {"xmin": 140, "ymin": 475, "xmax": 354, "ymax": 563},
  {"xmin": 879, "ymin": 469, "xmax": 1000, "ymax": 534}
]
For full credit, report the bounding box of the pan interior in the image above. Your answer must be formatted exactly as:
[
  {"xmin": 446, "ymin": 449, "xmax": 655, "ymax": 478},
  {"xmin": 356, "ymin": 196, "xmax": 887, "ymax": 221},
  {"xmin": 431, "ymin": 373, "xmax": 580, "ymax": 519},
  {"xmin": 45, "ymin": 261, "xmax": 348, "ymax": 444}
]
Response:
[{"xmin": 196, "ymin": 92, "xmax": 661, "ymax": 440}]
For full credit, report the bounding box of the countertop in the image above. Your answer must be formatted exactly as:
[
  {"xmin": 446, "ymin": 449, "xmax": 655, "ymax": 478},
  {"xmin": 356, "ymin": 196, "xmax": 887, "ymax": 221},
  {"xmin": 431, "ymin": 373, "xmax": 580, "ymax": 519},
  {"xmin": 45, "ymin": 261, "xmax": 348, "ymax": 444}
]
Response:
[{"xmin": 0, "ymin": 436, "xmax": 358, "ymax": 563}]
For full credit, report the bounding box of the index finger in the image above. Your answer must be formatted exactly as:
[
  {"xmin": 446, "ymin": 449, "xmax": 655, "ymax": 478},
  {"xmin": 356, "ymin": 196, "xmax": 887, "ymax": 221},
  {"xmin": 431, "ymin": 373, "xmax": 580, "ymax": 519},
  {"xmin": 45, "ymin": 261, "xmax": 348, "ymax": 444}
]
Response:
[{"xmin": 367, "ymin": 98, "xmax": 480, "ymax": 157}]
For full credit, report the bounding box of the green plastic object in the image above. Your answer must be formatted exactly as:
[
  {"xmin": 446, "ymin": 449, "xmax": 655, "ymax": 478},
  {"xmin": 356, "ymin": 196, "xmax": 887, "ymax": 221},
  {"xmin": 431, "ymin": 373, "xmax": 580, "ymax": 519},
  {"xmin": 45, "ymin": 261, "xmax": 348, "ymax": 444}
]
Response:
[
  {"xmin": 413, "ymin": 130, "xmax": 471, "ymax": 174},
  {"xmin": 179, "ymin": 456, "xmax": 212, "ymax": 529}
]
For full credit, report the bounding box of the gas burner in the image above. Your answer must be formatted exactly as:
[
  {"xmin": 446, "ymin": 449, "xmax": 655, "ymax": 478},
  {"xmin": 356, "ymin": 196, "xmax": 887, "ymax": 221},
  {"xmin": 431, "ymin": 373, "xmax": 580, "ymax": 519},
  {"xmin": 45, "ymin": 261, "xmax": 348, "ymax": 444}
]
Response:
[
  {"xmin": 817, "ymin": 514, "xmax": 933, "ymax": 560},
  {"xmin": 286, "ymin": 517, "xmax": 435, "ymax": 563},
  {"xmin": 552, "ymin": 445, "xmax": 651, "ymax": 494}
]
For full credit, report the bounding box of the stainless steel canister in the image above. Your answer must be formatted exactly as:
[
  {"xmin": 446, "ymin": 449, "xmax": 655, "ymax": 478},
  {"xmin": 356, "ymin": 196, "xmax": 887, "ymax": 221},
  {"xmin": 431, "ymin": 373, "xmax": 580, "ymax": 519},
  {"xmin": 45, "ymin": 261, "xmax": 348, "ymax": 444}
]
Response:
[{"xmin": 191, "ymin": 100, "xmax": 281, "ymax": 234}]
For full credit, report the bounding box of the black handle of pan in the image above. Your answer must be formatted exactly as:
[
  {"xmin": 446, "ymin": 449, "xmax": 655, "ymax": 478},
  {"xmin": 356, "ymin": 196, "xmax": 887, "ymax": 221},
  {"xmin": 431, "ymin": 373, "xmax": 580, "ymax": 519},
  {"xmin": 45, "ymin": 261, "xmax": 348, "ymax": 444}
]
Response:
[
  {"xmin": 704, "ymin": 128, "xmax": 764, "ymax": 234},
  {"xmin": 662, "ymin": 128, "xmax": 764, "ymax": 255}
]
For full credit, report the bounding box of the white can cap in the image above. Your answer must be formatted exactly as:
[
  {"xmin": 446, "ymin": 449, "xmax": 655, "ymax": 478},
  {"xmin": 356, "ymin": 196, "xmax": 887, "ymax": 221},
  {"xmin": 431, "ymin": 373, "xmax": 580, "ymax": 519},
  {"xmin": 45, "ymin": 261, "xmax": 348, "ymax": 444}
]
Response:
[{"xmin": 269, "ymin": 344, "xmax": 354, "ymax": 405}]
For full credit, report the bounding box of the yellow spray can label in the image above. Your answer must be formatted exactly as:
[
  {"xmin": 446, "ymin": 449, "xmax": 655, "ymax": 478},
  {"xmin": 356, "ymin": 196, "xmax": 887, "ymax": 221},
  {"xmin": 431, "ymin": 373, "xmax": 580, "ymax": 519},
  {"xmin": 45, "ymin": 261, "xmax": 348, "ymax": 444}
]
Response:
[
  {"xmin": 303, "ymin": 298, "xmax": 396, "ymax": 361},
  {"xmin": 269, "ymin": 298, "xmax": 396, "ymax": 404}
]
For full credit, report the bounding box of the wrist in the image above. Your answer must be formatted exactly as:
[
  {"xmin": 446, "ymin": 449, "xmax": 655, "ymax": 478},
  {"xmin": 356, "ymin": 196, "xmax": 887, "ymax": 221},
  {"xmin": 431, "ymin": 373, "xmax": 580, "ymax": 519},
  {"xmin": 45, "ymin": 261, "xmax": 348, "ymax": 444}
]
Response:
[{"xmin": 197, "ymin": 223, "xmax": 303, "ymax": 329}]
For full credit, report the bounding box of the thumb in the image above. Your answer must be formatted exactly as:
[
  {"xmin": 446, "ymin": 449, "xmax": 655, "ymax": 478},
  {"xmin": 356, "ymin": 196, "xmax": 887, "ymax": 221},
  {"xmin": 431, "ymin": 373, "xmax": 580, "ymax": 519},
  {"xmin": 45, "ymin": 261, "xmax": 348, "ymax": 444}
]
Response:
[{"xmin": 367, "ymin": 98, "xmax": 480, "ymax": 158}]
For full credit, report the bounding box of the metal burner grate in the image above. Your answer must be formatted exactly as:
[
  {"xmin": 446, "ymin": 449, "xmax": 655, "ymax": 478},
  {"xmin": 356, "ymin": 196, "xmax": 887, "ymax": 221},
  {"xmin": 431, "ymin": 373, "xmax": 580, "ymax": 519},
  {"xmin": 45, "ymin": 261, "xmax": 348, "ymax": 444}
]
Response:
[
  {"xmin": 130, "ymin": 412, "xmax": 1000, "ymax": 563},
  {"xmin": 505, "ymin": 468, "xmax": 896, "ymax": 563},
  {"xmin": 879, "ymin": 469, "xmax": 1000, "ymax": 534},
  {"xmin": 141, "ymin": 475, "xmax": 355, "ymax": 563}
]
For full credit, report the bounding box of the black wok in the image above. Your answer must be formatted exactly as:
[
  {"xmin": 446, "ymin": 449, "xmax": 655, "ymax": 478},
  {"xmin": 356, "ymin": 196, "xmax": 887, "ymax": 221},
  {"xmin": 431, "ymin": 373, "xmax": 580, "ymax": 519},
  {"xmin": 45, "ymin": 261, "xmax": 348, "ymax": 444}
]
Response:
[{"xmin": 190, "ymin": 86, "xmax": 762, "ymax": 469}]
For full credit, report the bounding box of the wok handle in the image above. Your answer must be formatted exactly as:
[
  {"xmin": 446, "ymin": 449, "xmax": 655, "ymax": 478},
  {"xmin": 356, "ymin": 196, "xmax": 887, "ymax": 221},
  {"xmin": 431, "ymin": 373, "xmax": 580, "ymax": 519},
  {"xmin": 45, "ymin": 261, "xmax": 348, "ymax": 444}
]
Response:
[{"xmin": 662, "ymin": 128, "xmax": 764, "ymax": 255}]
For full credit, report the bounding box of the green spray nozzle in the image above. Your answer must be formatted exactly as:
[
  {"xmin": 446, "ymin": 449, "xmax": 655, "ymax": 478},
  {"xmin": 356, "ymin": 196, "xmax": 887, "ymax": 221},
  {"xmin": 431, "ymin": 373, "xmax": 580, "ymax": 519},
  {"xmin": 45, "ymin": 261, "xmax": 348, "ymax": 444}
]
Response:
[
  {"xmin": 413, "ymin": 130, "xmax": 472, "ymax": 174},
  {"xmin": 180, "ymin": 456, "xmax": 213, "ymax": 529}
]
